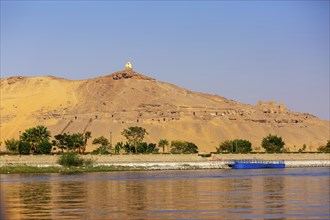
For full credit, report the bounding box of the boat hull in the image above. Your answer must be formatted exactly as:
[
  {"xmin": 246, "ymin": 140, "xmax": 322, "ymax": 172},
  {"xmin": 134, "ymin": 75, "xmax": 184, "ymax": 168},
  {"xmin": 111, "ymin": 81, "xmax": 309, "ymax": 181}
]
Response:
[{"xmin": 230, "ymin": 163, "xmax": 285, "ymax": 169}]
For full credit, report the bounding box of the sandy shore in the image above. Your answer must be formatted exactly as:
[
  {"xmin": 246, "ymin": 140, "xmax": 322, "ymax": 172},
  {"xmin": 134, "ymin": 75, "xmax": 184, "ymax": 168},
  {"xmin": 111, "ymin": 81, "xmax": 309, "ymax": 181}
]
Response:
[{"xmin": 1, "ymin": 153, "xmax": 329, "ymax": 169}]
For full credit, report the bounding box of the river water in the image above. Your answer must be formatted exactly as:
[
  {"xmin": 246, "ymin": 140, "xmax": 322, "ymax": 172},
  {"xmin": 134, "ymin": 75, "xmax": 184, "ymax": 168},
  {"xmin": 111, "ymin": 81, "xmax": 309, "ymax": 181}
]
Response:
[{"xmin": 1, "ymin": 168, "xmax": 329, "ymax": 219}]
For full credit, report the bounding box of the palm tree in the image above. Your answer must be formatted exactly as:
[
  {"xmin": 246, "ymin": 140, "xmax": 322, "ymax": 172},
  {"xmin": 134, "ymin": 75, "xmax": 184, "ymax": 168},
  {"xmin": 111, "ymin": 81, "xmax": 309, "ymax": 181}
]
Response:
[
  {"xmin": 114, "ymin": 142, "xmax": 123, "ymax": 155},
  {"xmin": 67, "ymin": 133, "xmax": 84, "ymax": 153},
  {"xmin": 20, "ymin": 128, "xmax": 35, "ymax": 145},
  {"xmin": 158, "ymin": 139, "xmax": 169, "ymax": 153},
  {"xmin": 35, "ymin": 125, "xmax": 51, "ymax": 142},
  {"xmin": 20, "ymin": 125, "xmax": 50, "ymax": 154},
  {"xmin": 54, "ymin": 133, "xmax": 67, "ymax": 152},
  {"xmin": 82, "ymin": 131, "xmax": 92, "ymax": 153}
]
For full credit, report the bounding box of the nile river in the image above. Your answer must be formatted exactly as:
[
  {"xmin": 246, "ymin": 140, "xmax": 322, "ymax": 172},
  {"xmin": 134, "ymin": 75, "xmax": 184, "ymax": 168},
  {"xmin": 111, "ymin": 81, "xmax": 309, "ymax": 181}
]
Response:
[{"xmin": 1, "ymin": 168, "xmax": 329, "ymax": 219}]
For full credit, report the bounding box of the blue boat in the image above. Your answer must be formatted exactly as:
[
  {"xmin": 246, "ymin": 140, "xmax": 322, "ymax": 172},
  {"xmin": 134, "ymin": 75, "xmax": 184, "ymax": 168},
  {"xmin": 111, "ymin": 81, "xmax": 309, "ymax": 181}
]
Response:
[{"xmin": 228, "ymin": 159, "xmax": 285, "ymax": 169}]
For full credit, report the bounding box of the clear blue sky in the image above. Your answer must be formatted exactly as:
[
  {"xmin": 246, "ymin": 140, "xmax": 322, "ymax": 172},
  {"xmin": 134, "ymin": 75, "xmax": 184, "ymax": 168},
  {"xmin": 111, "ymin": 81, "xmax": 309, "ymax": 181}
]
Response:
[{"xmin": 1, "ymin": 1, "xmax": 329, "ymax": 120}]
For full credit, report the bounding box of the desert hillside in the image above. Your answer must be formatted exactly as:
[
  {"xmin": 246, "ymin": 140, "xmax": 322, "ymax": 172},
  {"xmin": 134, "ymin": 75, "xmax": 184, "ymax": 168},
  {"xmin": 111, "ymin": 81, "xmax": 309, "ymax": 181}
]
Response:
[{"xmin": 1, "ymin": 68, "xmax": 329, "ymax": 152}]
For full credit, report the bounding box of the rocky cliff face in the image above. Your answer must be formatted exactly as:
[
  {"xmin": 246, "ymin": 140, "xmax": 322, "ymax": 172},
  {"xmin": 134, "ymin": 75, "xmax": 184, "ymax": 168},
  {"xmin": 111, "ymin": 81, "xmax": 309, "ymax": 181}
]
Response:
[{"xmin": 1, "ymin": 70, "xmax": 328, "ymax": 152}]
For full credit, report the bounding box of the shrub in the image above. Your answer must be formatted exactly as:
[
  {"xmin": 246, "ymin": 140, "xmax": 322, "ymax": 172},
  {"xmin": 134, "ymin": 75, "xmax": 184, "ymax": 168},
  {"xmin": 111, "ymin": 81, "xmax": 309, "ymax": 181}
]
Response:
[
  {"xmin": 136, "ymin": 142, "xmax": 159, "ymax": 153},
  {"xmin": 217, "ymin": 139, "xmax": 252, "ymax": 153},
  {"xmin": 261, "ymin": 134, "xmax": 285, "ymax": 153},
  {"xmin": 35, "ymin": 140, "xmax": 52, "ymax": 154},
  {"xmin": 170, "ymin": 141, "xmax": 198, "ymax": 153},
  {"xmin": 91, "ymin": 147, "xmax": 111, "ymax": 155},
  {"xmin": 298, "ymin": 144, "xmax": 307, "ymax": 153},
  {"xmin": 57, "ymin": 152, "xmax": 85, "ymax": 167},
  {"xmin": 216, "ymin": 140, "xmax": 232, "ymax": 153},
  {"xmin": 185, "ymin": 142, "xmax": 198, "ymax": 153},
  {"xmin": 92, "ymin": 136, "xmax": 110, "ymax": 148},
  {"xmin": 170, "ymin": 141, "xmax": 186, "ymax": 153},
  {"xmin": 18, "ymin": 141, "xmax": 32, "ymax": 155},
  {"xmin": 83, "ymin": 158, "xmax": 95, "ymax": 166},
  {"xmin": 123, "ymin": 142, "xmax": 135, "ymax": 153},
  {"xmin": 91, "ymin": 136, "xmax": 111, "ymax": 154},
  {"xmin": 317, "ymin": 140, "xmax": 330, "ymax": 153},
  {"xmin": 5, "ymin": 138, "xmax": 19, "ymax": 153},
  {"xmin": 147, "ymin": 143, "xmax": 159, "ymax": 153},
  {"xmin": 137, "ymin": 142, "xmax": 148, "ymax": 153}
]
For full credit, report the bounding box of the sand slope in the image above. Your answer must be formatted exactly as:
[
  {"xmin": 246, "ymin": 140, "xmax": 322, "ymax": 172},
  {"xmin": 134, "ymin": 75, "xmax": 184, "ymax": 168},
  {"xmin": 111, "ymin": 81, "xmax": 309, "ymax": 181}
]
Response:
[{"xmin": 1, "ymin": 69, "xmax": 329, "ymax": 152}]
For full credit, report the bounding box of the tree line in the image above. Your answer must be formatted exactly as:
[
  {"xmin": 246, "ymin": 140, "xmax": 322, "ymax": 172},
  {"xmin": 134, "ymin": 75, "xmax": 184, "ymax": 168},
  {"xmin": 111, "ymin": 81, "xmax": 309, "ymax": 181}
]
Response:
[
  {"xmin": 216, "ymin": 135, "xmax": 330, "ymax": 153},
  {"xmin": 3, "ymin": 125, "xmax": 199, "ymax": 155},
  {"xmin": 3, "ymin": 125, "xmax": 329, "ymax": 155}
]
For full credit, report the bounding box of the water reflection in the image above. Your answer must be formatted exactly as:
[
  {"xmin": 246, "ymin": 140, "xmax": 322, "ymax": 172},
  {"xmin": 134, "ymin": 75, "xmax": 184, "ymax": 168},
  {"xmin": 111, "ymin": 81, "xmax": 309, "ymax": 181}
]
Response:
[
  {"xmin": 226, "ymin": 178, "xmax": 253, "ymax": 211},
  {"xmin": 3, "ymin": 175, "xmax": 53, "ymax": 219},
  {"xmin": 19, "ymin": 181, "xmax": 52, "ymax": 218},
  {"xmin": 263, "ymin": 176, "xmax": 285, "ymax": 215},
  {"xmin": 1, "ymin": 168, "xmax": 329, "ymax": 219},
  {"xmin": 54, "ymin": 180, "xmax": 88, "ymax": 219}
]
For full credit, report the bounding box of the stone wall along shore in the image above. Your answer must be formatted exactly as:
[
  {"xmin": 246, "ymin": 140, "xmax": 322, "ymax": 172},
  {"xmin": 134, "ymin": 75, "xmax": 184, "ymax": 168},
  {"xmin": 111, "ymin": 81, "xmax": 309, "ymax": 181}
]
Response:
[{"xmin": 1, "ymin": 153, "xmax": 329, "ymax": 169}]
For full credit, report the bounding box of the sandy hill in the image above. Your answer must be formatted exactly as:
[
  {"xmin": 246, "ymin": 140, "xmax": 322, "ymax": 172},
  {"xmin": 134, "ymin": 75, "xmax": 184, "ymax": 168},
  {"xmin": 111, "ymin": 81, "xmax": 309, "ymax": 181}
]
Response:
[{"xmin": 1, "ymin": 68, "xmax": 329, "ymax": 152}]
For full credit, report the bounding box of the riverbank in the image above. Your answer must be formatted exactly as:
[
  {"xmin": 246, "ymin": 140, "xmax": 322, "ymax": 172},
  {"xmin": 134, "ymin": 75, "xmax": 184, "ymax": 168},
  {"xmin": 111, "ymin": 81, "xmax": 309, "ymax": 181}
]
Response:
[{"xmin": 1, "ymin": 153, "xmax": 329, "ymax": 174}]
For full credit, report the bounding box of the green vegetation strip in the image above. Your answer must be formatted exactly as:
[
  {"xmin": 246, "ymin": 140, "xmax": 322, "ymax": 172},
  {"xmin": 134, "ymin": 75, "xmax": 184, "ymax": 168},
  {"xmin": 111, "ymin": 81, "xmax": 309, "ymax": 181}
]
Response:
[{"xmin": 0, "ymin": 165, "xmax": 147, "ymax": 174}]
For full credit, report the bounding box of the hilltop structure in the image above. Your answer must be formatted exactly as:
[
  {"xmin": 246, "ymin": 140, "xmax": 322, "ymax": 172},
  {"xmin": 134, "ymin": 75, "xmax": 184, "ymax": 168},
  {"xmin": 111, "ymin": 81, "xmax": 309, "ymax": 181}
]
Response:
[{"xmin": 125, "ymin": 61, "xmax": 132, "ymax": 70}]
